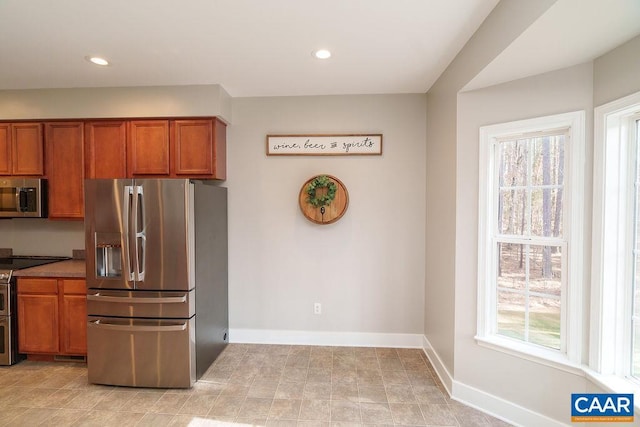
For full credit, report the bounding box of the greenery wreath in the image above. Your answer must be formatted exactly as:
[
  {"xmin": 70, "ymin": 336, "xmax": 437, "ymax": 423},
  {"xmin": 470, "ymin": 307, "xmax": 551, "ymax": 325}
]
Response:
[{"xmin": 306, "ymin": 175, "xmax": 337, "ymax": 208}]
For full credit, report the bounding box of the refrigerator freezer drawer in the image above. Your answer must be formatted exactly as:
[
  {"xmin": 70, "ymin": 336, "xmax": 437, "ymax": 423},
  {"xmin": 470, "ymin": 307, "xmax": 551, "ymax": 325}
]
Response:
[
  {"xmin": 87, "ymin": 290, "xmax": 194, "ymax": 318},
  {"xmin": 87, "ymin": 316, "xmax": 196, "ymax": 388}
]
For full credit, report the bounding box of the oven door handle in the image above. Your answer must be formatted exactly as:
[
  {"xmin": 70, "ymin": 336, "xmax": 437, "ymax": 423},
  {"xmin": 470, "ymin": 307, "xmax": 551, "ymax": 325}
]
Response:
[
  {"xmin": 87, "ymin": 293, "xmax": 186, "ymax": 304},
  {"xmin": 88, "ymin": 319, "xmax": 187, "ymax": 332}
]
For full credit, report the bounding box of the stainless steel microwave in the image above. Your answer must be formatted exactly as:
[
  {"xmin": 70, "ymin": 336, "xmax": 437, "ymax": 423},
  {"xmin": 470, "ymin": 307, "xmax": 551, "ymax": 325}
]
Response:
[{"xmin": 0, "ymin": 178, "xmax": 47, "ymax": 218}]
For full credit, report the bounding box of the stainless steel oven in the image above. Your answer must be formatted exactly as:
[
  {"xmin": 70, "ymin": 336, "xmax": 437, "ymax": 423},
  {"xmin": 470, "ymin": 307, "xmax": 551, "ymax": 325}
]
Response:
[
  {"xmin": 0, "ymin": 281, "xmax": 19, "ymax": 365},
  {"xmin": 0, "ymin": 178, "xmax": 47, "ymax": 218},
  {"xmin": 0, "ymin": 282, "xmax": 9, "ymax": 316}
]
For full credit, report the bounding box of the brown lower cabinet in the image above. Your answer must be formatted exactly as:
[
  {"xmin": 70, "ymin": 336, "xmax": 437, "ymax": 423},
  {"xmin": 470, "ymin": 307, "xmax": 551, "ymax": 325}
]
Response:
[{"xmin": 17, "ymin": 278, "xmax": 87, "ymax": 357}]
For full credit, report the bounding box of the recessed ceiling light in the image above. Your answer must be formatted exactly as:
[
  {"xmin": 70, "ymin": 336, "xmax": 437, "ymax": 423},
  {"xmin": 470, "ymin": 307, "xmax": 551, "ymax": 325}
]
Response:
[
  {"xmin": 313, "ymin": 49, "xmax": 331, "ymax": 59},
  {"xmin": 85, "ymin": 56, "xmax": 109, "ymax": 66}
]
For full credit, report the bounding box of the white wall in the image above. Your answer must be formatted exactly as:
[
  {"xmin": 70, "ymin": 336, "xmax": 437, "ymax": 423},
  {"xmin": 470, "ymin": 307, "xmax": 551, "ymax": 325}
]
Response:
[
  {"xmin": 0, "ymin": 219, "xmax": 84, "ymax": 257},
  {"xmin": 455, "ymin": 63, "xmax": 594, "ymax": 424},
  {"xmin": 593, "ymin": 34, "xmax": 640, "ymax": 107},
  {"xmin": 425, "ymin": 0, "xmax": 557, "ymax": 384},
  {"xmin": 227, "ymin": 94, "xmax": 426, "ymax": 344},
  {"xmin": 432, "ymin": 17, "xmax": 640, "ymax": 427},
  {"xmin": 0, "ymin": 85, "xmax": 231, "ymax": 122},
  {"xmin": 0, "ymin": 87, "xmax": 427, "ymax": 345}
]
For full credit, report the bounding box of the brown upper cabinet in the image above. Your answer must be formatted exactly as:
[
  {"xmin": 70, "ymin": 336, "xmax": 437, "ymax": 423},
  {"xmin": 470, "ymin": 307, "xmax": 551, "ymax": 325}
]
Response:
[
  {"xmin": 85, "ymin": 117, "xmax": 226, "ymax": 180},
  {"xmin": 172, "ymin": 118, "xmax": 226, "ymax": 179},
  {"xmin": 85, "ymin": 121, "xmax": 127, "ymax": 178},
  {"xmin": 2, "ymin": 117, "xmax": 225, "ymax": 221},
  {"xmin": 45, "ymin": 122, "xmax": 85, "ymax": 220},
  {"xmin": 0, "ymin": 122, "xmax": 44, "ymax": 176},
  {"xmin": 128, "ymin": 120, "xmax": 171, "ymax": 176}
]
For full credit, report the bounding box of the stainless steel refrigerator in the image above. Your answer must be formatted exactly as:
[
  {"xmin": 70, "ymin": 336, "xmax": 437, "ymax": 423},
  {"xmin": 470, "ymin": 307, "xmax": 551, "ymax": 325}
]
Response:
[{"xmin": 84, "ymin": 179, "xmax": 228, "ymax": 388}]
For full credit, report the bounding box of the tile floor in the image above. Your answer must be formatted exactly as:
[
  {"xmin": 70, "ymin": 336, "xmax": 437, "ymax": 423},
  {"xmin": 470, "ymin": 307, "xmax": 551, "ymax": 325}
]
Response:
[{"xmin": 0, "ymin": 344, "xmax": 512, "ymax": 426}]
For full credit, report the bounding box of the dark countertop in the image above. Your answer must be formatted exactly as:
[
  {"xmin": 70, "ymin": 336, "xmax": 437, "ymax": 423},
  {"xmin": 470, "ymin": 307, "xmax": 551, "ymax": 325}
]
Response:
[{"xmin": 13, "ymin": 259, "xmax": 86, "ymax": 278}]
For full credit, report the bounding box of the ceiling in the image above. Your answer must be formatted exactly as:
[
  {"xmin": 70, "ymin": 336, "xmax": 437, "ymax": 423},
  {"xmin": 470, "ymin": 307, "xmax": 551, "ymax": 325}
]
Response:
[
  {"xmin": 0, "ymin": 0, "xmax": 639, "ymax": 98},
  {"xmin": 0, "ymin": 0, "xmax": 497, "ymax": 97},
  {"xmin": 465, "ymin": 0, "xmax": 640, "ymax": 91}
]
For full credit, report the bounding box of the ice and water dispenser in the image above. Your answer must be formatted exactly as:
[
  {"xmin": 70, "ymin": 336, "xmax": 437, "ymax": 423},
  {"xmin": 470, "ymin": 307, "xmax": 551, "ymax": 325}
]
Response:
[{"xmin": 94, "ymin": 232, "xmax": 122, "ymax": 277}]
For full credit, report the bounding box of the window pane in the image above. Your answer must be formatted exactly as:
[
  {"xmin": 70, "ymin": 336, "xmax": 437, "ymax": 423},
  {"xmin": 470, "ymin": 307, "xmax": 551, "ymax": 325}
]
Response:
[
  {"xmin": 497, "ymin": 243, "xmax": 525, "ymax": 291},
  {"xmin": 497, "ymin": 291, "xmax": 525, "ymax": 341},
  {"xmin": 488, "ymin": 122, "xmax": 572, "ymax": 354},
  {"xmin": 499, "ymin": 189, "xmax": 526, "ymax": 235},
  {"xmin": 530, "ymin": 188, "xmax": 563, "ymax": 237},
  {"xmin": 528, "ymin": 295, "xmax": 561, "ymax": 350},
  {"xmin": 531, "ymin": 135, "xmax": 565, "ymax": 186},
  {"xmin": 529, "ymin": 245, "xmax": 562, "ymax": 296},
  {"xmin": 500, "ymin": 140, "xmax": 527, "ymax": 187}
]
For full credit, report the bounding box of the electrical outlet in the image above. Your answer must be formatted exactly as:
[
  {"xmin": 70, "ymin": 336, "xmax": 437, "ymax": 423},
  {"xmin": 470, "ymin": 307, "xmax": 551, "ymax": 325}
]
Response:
[{"xmin": 314, "ymin": 302, "xmax": 322, "ymax": 315}]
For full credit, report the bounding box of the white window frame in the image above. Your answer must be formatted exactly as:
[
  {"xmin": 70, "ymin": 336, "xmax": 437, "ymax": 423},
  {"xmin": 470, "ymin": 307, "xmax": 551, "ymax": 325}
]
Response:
[
  {"xmin": 591, "ymin": 91, "xmax": 640, "ymax": 384},
  {"xmin": 476, "ymin": 111, "xmax": 585, "ymax": 370}
]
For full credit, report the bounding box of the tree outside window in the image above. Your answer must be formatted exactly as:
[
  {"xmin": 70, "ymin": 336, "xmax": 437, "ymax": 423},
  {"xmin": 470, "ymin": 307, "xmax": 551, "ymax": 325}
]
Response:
[{"xmin": 495, "ymin": 134, "xmax": 566, "ymax": 350}]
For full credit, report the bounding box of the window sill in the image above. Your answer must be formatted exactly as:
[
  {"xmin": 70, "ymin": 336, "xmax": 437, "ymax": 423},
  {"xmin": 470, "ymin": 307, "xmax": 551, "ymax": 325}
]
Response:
[
  {"xmin": 475, "ymin": 335, "xmax": 583, "ymax": 376},
  {"xmin": 476, "ymin": 335, "xmax": 640, "ymax": 410},
  {"xmin": 584, "ymin": 369, "xmax": 640, "ymax": 395}
]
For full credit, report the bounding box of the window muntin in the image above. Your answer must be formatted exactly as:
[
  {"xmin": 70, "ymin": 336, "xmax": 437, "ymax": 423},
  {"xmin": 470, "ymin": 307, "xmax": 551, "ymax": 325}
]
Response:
[{"xmin": 494, "ymin": 133, "xmax": 567, "ymax": 350}]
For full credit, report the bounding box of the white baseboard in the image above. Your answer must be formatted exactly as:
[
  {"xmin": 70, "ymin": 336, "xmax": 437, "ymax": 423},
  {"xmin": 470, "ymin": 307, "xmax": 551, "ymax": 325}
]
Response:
[
  {"xmin": 229, "ymin": 328, "xmax": 423, "ymax": 348},
  {"xmin": 452, "ymin": 380, "xmax": 566, "ymax": 427},
  {"xmin": 421, "ymin": 335, "xmax": 565, "ymax": 427},
  {"xmin": 421, "ymin": 335, "xmax": 453, "ymax": 396}
]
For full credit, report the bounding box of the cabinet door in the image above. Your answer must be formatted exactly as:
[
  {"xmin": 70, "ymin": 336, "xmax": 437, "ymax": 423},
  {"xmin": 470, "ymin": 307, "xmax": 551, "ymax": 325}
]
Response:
[
  {"xmin": 171, "ymin": 119, "xmax": 214, "ymax": 176},
  {"xmin": 85, "ymin": 121, "xmax": 127, "ymax": 178},
  {"xmin": 12, "ymin": 123, "xmax": 44, "ymax": 176},
  {"xmin": 171, "ymin": 118, "xmax": 226, "ymax": 179},
  {"xmin": 61, "ymin": 293, "xmax": 87, "ymax": 355},
  {"xmin": 18, "ymin": 294, "xmax": 60, "ymax": 354},
  {"xmin": 128, "ymin": 120, "xmax": 170, "ymax": 176},
  {"xmin": 0, "ymin": 124, "xmax": 10, "ymax": 175},
  {"xmin": 212, "ymin": 118, "xmax": 227, "ymax": 180},
  {"xmin": 45, "ymin": 122, "xmax": 85, "ymax": 219}
]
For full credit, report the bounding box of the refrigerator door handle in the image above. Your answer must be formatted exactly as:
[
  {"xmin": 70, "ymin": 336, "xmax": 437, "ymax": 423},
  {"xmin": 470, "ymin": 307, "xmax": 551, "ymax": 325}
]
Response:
[
  {"xmin": 89, "ymin": 319, "xmax": 187, "ymax": 332},
  {"xmin": 133, "ymin": 185, "xmax": 146, "ymax": 282},
  {"xmin": 87, "ymin": 293, "xmax": 187, "ymax": 304},
  {"xmin": 123, "ymin": 185, "xmax": 135, "ymax": 282}
]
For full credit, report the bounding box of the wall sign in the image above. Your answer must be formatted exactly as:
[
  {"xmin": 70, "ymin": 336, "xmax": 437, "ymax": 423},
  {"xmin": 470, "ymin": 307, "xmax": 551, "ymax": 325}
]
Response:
[{"xmin": 267, "ymin": 134, "xmax": 382, "ymax": 156}]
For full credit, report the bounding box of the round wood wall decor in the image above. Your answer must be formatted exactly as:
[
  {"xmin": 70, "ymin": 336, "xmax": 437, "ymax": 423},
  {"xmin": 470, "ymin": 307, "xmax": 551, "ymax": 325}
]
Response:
[{"xmin": 299, "ymin": 174, "xmax": 349, "ymax": 225}]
